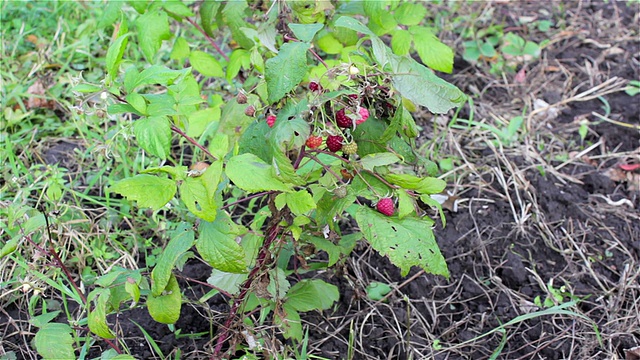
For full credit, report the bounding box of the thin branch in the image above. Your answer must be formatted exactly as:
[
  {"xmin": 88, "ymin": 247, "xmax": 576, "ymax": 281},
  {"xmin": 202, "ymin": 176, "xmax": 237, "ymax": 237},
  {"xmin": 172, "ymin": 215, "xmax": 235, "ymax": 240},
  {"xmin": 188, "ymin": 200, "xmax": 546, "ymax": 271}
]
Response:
[
  {"xmin": 170, "ymin": 124, "xmax": 217, "ymax": 161},
  {"xmin": 185, "ymin": 17, "xmax": 230, "ymax": 62}
]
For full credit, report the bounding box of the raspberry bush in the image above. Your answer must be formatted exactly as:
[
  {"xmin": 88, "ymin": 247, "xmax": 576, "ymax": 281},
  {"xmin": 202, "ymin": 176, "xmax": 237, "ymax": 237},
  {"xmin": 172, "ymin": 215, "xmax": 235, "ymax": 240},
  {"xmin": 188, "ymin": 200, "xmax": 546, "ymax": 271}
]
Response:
[{"xmin": 67, "ymin": 1, "xmax": 466, "ymax": 357}]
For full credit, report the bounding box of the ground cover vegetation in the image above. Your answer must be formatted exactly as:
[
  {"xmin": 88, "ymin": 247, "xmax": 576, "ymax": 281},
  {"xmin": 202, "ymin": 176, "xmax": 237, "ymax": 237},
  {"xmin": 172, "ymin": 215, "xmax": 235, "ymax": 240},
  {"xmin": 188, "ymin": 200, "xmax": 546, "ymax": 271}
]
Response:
[{"xmin": 1, "ymin": 1, "xmax": 639, "ymax": 359}]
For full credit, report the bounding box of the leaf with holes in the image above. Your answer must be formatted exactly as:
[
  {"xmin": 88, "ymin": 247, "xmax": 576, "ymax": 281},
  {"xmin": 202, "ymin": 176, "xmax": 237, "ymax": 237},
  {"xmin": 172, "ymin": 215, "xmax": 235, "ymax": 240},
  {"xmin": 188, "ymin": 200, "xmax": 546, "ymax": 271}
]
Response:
[{"xmin": 355, "ymin": 206, "xmax": 448, "ymax": 277}]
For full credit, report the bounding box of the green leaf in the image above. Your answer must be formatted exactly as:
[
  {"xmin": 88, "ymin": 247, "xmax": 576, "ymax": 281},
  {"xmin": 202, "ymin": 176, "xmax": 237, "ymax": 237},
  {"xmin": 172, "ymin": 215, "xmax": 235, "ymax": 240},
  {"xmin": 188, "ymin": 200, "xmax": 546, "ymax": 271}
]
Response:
[
  {"xmin": 207, "ymin": 269, "xmax": 247, "ymax": 295},
  {"xmin": 196, "ymin": 212, "xmax": 247, "ymax": 273},
  {"xmin": 366, "ymin": 281, "xmax": 393, "ymax": 301},
  {"xmin": 34, "ymin": 323, "xmax": 75, "ymax": 360},
  {"xmin": 221, "ymin": 0, "xmax": 254, "ymax": 49},
  {"xmin": 389, "ymin": 55, "xmax": 465, "ymax": 114},
  {"xmin": 285, "ymin": 279, "xmax": 339, "ymax": 312},
  {"xmin": 170, "ymin": 37, "xmax": 190, "ymax": 60},
  {"xmin": 180, "ymin": 160, "xmax": 222, "ymax": 221},
  {"xmin": 275, "ymin": 190, "xmax": 316, "ymax": 216},
  {"xmin": 265, "ymin": 42, "xmax": 310, "ymax": 104},
  {"xmin": 409, "ymin": 26, "xmax": 454, "ymax": 73},
  {"xmin": 190, "ymin": 50, "xmax": 224, "ymax": 77},
  {"xmin": 226, "ymin": 49, "xmax": 250, "ymax": 81},
  {"xmin": 162, "ymin": 1, "xmax": 194, "ymax": 19},
  {"xmin": 126, "ymin": 93, "xmax": 147, "ymax": 115},
  {"xmin": 136, "ymin": 9, "xmax": 171, "ymax": 62},
  {"xmin": 110, "ymin": 174, "xmax": 176, "ymax": 211},
  {"xmin": 98, "ymin": 1, "xmax": 123, "ymax": 29},
  {"xmin": 133, "ymin": 116, "xmax": 171, "ymax": 159},
  {"xmin": 355, "ymin": 207, "xmax": 448, "ymax": 277},
  {"xmin": 29, "ymin": 311, "xmax": 61, "ymax": 328},
  {"xmin": 237, "ymin": 120, "xmax": 274, "ymax": 163},
  {"xmin": 334, "ymin": 16, "xmax": 375, "ymax": 37},
  {"xmin": 147, "ymin": 273, "xmax": 181, "ymax": 324},
  {"xmin": 226, "ymin": 153, "xmax": 292, "ymax": 193},
  {"xmin": 200, "ymin": 1, "xmax": 221, "ymax": 37},
  {"xmin": 130, "ymin": 65, "xmax": 186, "ymax": 92},
  {"xmin": 396, "ymin": 189, "xmax": 415, "ymax": 219},
  {"xmin": 391, "ymin": 30, "xmax": 411, "ymax": 56},
  {"xmin": 105, "ymin": 34, "xmax": 129, "ymax": 80},
  {"xmin": 360, "ymin": 153, "xmax": 401, "ymax": 171},
  {"xmin": 288, "ymin": 23, "xmax": 324, "ymax": 42},
  {"xmin": 306, "ymin": 236, "xmax": 341, "ymax": 266},
  {"xmin": 272, "ymin": 147, "xmax": 305, "ymax": 186},
  {"xmin": 151, "ymin": 223, "xmax": 195, "ymax": 296},
  {"xmin": 385, "ymin": 174, "xmax": 446, "ymax": 194},
  {"xmin": 275, "ymin": 303, "xmax": 303, "ymax": 340},
  {"xmin": 316, "ymin": 32, "xmax": 343, "ymax": 54},
  {"xmin": 187, "ymin": 107, "xmax": 220, "ymax": 138},
  {"xmin": 88, "ymin": 290, "xmax": 116, "ymax": 339},
  {"xmin": 394, "ymin": 2, "xmax": 427, "ymax": 26},
  {"xmin": 141, "ymin": 165, "xmax": 188, "ymax": 180}
]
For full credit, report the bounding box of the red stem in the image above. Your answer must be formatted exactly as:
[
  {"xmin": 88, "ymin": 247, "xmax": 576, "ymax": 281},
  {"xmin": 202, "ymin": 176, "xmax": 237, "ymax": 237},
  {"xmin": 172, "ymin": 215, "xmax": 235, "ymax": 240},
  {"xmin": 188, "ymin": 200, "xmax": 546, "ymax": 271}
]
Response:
[
  {"xmin": 185, "ymin": 17, "xmax": 230, "ymax": 62},
  {"xmin": 170, "ymin": 124, "xmax": 217, "ymax": 161},
  {"xmin": 211, "ymin": 222, "xmax": 281, "ymax": 359}
]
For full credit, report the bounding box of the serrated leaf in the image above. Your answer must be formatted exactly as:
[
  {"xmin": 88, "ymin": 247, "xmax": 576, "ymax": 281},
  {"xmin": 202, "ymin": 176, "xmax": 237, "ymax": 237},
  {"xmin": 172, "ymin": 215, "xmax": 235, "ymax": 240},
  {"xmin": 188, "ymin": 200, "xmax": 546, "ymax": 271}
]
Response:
[
  {"xmin": 385, "ymin": 174, "xmax": 446, "ymax": 194},
  {"xmin": 272, "ymin": 148, "xmax": 305, "ymax": 186},
  {"xmin": 147, "ymin": 273, "xmax": 181, "ymax": 324},
  {"xmin": 190, "ymin": 50, "xmax": 224, "ymax": 77},
  {"xmin": 391, "ymin": 30, "xmax": 411, "ymax": 56},
  {"xmin": 360, "ymin": 153, "xmax": 401, "ymax": 171},
  {"xmin": 355, "ymin": 207, "xmax": 448, "ymax": 277},
  {"xmin": 207, "ymin": 269, "xmax": 247, "ymax": 295},
  {"xmin": 133, "ymin": 116, "xmax": 171, "ymax": 159},
  {"xmin": 306, "ymin": 236, "xmax": 341, "ymax": 266},
  {"xmin": 237, "ymin": 120, "xmax": 274, "ymax": 163},
  {"xmin": 106, "ymin": 34, "xmax": 129, "ymax": 80},
  {"xmin": 221, "ymin": 1, "xmax": 254, "ymax": 49},
  {"xmin": 226, "ymin": 153, "xmax": 292, "ymax": 193},
  {"xmin": 34, "ymin": 323, "xmax": 75, "ymax": 360},
  {"xmin": 275, "ymin": 190, "xmax": 315, "ymax": 216},
  {"xmin": 125, "ymin": 279, "xmax": 140, "ymax": 305},
  {"xmin": 88, "ymin": 290, "xmax": 115, "ymax": 339},
  {"xmin": 334, "ymin": 16, "xmax": 375, "ymax": 37},
  {"xmin": 226, "ymin": 49, "xmax": 250, "ymax": 81},
  {"xmin": 410, "ymin": 26, "xmax": 453, "ymax": 73},
  {"xmin": 110, "ymin": 174, "xmax": 176, "ymax": 211},
  {"xmin": 285, "ymin": 279, "xmax": 339, "ymax": 312},
  {"xmin": 151, "ymin": 223, "xmax": 195, "ymax": 296},
  {"xmin": 141, "ymin": 165, "xmax": 188, "ymax": 180},
  {"xmin": 419, "ymin": 194, "xmax": 446, "ymax": 227},
  {"xmin": 265, "ymin": 42, "xmax": 310, "ymax": 104},
  {"xmin": 366, "ymin": 281, "xmax": 393, "ymax": 301},
  {"xmin": 162, "ymin": 1, "xmax": 194, "ymax": 19},
  {"xmin": 196, "ymin": 212, "xmax": 246, "ymax": 273},
  {"xmin": 389, "ymin": 55, "xmax": 465, "ymax": 114},
  {"xmin": 126, "ymin": 93, "xmax": 147, "ymax": 115},
  {"xmin": 274, "ymin": 303, "xmax": 302, "ymax": 340},
  {"xmin": 180, "ymin": 160, "xmax": 222, "ymax": 221},
  {"xmin": 288, "ymin": 23, "xmax": 324, "ymax": 42},
  {"xmin": 394, "ymin": 2, "xmax": 427, "ymax": 26},
  {"xmin": 136, "ymin": 9, "xmax": 171, "ymax": 62},
  {"xmin": 131, "ymin": 65, "xmax": 186, "ymax": 92},
  {"xmin": 200, "ymin": 1, "xmax": 221, "ymax": 37}
]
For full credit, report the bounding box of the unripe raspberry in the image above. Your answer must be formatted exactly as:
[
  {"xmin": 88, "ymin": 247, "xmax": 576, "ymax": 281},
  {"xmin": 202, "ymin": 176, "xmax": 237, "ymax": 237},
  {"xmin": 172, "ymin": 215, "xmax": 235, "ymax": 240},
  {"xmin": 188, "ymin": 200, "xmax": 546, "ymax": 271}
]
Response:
[
  {"xmin": 244, "ymin": 105, "xmax": 256, "ymax": 117},
  {"xmin": 333, "ymin": 186, "xmax": 348, "ymax": 198},
  {"xmin": 305, "ymin": 135, "xmax": 323, "ymax": 149},
  {"xmin": 326, "ymin": 135, "xmax": 343, "ymax": 152},
  {"xmin": 376, "ymin": 198, "xmax": 395, "ymax": 216},
  {"xmin": 342, "ymin": 142, "xmax": 358, "ymax": 155},
  {"xmin": 236, "ymin": 92, "xmax": 247, "ymax": 104},
  {"xmin": 266, "ymin": 115, "xmax": 276, "ymax": 128},
  {"xmin": 349, "ymin": 65, "xmax": 360, "ymax": 75}
]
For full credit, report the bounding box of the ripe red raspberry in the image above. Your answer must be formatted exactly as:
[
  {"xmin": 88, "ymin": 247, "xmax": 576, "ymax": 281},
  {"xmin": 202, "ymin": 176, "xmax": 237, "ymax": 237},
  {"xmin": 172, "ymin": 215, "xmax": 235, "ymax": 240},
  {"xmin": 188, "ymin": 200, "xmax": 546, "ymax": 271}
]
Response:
[
  {"xmin": 309, "ymin": 81, "xmax": 322, "ymax": 92},
  {"xmin": 326, "ymin": 135, "xmax": 343, "ymax": 152},
  {"xmin": 355, "ymin": 107, "xmax": 369, "ymax": 125},
  {"xmin": 376, "ymin": 198, "xmax": 395, "ymax": 216},
  {"xmin": 266, "ymin": 115, "xmax": 276, "ymax": 128},
  {"xmin": 305, "ymin": 135, "xmax": 323, "ymax": 149},
  {"xmin": 336, "ymin": 108, "xmax": 352, "ymax": 128},
  {"xmin": 342, "ymin": 142, "xmax": 358, "ymax": 155}
]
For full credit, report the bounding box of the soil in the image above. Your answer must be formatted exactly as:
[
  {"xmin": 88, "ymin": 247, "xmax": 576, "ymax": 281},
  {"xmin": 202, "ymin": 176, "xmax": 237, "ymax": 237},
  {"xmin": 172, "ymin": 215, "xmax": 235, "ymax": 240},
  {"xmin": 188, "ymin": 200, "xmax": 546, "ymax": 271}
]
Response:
[{"xmin": 2, "ymin": 1, "xmax": 639, "ymax": 360}]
